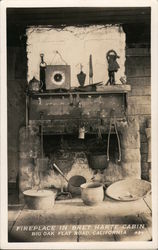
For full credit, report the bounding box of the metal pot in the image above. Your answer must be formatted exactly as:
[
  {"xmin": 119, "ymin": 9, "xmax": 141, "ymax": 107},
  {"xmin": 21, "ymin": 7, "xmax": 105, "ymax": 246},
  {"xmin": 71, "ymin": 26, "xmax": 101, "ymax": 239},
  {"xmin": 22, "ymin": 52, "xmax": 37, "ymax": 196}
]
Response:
[
  {"xmin": 23, "ymin": 189, "xmax": 56, "ymax": 210},
  {"xmin": 28, "ymin": 77, "xmax": 43, "ymax": 92},
  {"xmin": 53, "ymin": 163, "xmax": 86, "ymax": 196},
  {"xmin": 68, "ymin": 175, "xmax": 86, "ymax": 196},
  {"xmin": 88, "ymin": 154, "xmax": 107, "ymax": 170},
  {"xmin": 80, "ymin": 182, "xmax": 104, "ymax": 206}
]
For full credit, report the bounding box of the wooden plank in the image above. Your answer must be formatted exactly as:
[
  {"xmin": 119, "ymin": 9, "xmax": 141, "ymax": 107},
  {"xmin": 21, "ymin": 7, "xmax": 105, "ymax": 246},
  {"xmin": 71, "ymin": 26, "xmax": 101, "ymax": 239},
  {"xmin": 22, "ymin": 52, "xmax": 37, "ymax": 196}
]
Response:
[
  {"xmin": 79, "ymin": 214, "xmax": 115, "ymax": 242},
  {"xmin": 128, "ymin": 96, "xmax": 151, "ymax": 105},
  {"xmin": 8, "ymin": 210, "xmax": 22, "ymax": 222},
  {"xmin": 139, "ymin": 213, "xmax": 152, "ymax": 240},
  {"xmin": 127, "ymin": 77, "xmax": 151, "ymax": 86},
  {"xmin": 110, "ymin": 196, "xmax": 152, "ymax": 241},
  {"xmin": 110, "ymin": 214, "xmax": 151, "ymax": 241},
  {"xmin": 126, "ymin": 57, "xmax": 150, "ymax": 77},
  {"xmin": 8, "ymin": 221, "xmax": 15, "ymax": 233},
  {"xmin": 78, "ymin": 216, "xmax": 115, "ymax": 242},
  {"xmin": 128, "ymin": 104, "xmax": 151, "ymax": 115},
  {"xmin": 7, "ymin": 7, "xmax": 151, "ymax": 18},
  {"xmin": 29, "ymin": 85, "xmax": 131, "ymax": 97},
  {"xmin": 9, "ymin": 208, "xmax": 79, "ymax": 242},
  {"xmin": 129, "ymin": 85, "xmax": 151, "ymax": 96},
  {"xmin": 9, "ymin": 198, "xmax": 151, "ymax": 242},
  {"xmin": 126, "ymin": 48, "xmax": 150, "ymax": 57},
  {"xmin": 143, "ymin": 193, "xmax": 152, "ymax": 212},
  {"xmin": 7, "ymin": 7, "xmax": 151, "ymax": 25}
]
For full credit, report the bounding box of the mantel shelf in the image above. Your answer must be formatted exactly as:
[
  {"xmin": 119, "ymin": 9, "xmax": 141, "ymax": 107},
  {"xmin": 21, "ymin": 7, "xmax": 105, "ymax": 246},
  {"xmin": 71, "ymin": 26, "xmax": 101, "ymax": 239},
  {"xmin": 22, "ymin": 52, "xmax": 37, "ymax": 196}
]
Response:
[{"xmin": 28, "ymin": 85, "xmax": 131, "ymax": 97}]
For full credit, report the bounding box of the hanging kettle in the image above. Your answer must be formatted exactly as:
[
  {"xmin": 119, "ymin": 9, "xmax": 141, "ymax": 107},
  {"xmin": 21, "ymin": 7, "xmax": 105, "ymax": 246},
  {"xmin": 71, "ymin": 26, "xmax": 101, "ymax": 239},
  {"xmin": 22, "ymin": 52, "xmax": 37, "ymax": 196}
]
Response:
[{"xmin": 28, "ymin": 77, "xmax": 43, "ymax": 92}]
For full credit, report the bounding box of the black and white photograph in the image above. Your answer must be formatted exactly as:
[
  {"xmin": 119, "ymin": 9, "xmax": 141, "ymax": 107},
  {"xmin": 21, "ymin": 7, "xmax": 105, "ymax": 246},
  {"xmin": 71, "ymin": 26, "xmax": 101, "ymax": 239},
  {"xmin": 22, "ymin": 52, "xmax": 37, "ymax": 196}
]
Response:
[{"xmin": 0, "ymin": 0, "xmax": 158, "ymax": 249}]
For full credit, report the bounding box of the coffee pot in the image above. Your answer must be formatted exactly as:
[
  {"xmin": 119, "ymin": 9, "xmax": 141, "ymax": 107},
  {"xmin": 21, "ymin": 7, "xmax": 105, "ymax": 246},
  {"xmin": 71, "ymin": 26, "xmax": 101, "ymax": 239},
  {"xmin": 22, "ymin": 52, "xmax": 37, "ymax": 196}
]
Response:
[{"xmin": 28, "ymin": 77, "xmax": 43, "ymax": 92}]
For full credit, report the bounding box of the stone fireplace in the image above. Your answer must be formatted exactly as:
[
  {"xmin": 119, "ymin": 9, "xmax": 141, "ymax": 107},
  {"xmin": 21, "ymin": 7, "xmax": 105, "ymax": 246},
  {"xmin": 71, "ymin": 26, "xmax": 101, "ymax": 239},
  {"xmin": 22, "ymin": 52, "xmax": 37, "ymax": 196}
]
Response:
[
  {"xmin": 18, "ymin": 25, "xmax": 143, "ymax": 201},
  {"xmin": 18, "ymin": 86, "xmax": 141, "ymax": 201}
]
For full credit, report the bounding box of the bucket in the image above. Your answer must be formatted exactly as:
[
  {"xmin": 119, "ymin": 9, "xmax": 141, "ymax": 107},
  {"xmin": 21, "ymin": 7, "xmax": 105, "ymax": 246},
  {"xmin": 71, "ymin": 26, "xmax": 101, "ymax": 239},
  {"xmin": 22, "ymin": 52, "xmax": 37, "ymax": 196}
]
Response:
[
  {"xmin": 23, "ymin": 189, "xmax": 56, "ymax": 210},
  {"xmin": 80, "ymin": 182, "xmax": 104, "ymax": 206}
]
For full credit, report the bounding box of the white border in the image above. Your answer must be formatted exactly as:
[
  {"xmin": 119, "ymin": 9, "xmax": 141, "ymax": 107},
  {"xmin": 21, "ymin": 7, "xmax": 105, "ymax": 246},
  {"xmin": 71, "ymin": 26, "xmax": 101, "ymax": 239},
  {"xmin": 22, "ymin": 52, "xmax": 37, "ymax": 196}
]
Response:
[{"xmin": 0, "ymin": 0, "xmax": 158, "ymax": 249}]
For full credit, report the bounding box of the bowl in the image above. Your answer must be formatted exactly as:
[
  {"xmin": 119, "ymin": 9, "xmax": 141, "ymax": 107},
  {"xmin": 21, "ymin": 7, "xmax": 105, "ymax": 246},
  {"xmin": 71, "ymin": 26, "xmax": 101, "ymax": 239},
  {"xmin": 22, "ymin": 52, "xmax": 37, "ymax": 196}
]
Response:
[
  {"xmin": 23, "ymin": 189, "xmax": 56, "ymax": 210},
  {"xmin": 106, "ymin": 178, "xmax": 151, "ymax": 201},
  {"xmin": 80, "ymin": 182, "xmax": 104, "ymax": 206}
]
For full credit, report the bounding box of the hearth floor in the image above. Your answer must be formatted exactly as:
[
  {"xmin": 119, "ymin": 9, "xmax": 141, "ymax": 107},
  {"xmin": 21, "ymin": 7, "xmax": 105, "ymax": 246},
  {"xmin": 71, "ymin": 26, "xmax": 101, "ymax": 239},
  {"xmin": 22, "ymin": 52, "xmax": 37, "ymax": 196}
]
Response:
[{"xmin": 8, "ymin": 194, "xmax": 152, "ymax": 242}]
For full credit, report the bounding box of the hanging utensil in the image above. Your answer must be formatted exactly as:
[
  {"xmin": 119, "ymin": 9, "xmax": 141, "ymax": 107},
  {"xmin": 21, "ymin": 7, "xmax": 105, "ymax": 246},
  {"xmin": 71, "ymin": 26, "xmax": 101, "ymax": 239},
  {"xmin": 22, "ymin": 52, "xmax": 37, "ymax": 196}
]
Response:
[
  {"xmin": 107, "ymin": 109, "xmax": 121, "ymax": 162},
  {"xmin": 36, "ymin": 112, "xmax": 49, "ymax": 190},
  {"xmin": 53, "ymin": 163, "xmax": 69, "ymax": 183},
  {"xmin": 89, "ymin": 54, "xmax": 93, "ymax": 84},
  {"xmin": 40, "ymin": 53, "xmax": 47, "ymax": 91}
]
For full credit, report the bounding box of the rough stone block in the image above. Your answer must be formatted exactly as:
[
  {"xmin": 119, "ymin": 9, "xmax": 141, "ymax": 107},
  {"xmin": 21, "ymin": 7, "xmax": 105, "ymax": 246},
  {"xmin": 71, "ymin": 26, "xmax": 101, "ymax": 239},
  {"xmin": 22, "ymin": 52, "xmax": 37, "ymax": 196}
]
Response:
[
  {"xmin": 122, "ymin": 162, "xmax": 141, "ymax": 179},
  {"xmin": 141, "ymin": 162, "xmax": 151, "ymax": 182},
  {"xmin": 140, "ymin": 133, "xmax": 147, "ymax": 143},
  {"xmin": 103, "ymin": 162, "xmax": 123, "ymax": 183},
  {"xmin": 140, "ymin": 142, "xmax": 148, "ymax": 154},
  {"xmin": 121, "ymin": 148, "xmax": 141, "ymax": 163},
  {"xmin": 121, "ymin": 132, "xmax": 140, "ymax": 149},
  {"xmin": 141, "ymin": 162, "xmax": 150, "ymax": 173},
  {"xmin": 128, "ymin": 116, "xmax": 140, "ymax": 131},
  {"xmin": 120, "ymin": 117, "xmax": 140, "ymax": 149},
  {"xmin": 19, "ymin": 179, "xmax": 32, "ymax": 193},
  {"xmin": 141, "ymin": 153, "xmax": 147, "ymax": 162},
  {"xmin": 19, "ymin": 158, "xmax": 35, "ymax": 199}
]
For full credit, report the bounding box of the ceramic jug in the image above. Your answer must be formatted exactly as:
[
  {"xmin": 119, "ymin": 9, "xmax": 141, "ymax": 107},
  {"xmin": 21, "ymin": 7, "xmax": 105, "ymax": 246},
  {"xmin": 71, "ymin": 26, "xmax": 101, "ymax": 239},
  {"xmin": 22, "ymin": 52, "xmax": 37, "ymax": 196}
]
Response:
[{"xmin": 29, "ymin": 77, "xmax": 43, "ymax": 92}]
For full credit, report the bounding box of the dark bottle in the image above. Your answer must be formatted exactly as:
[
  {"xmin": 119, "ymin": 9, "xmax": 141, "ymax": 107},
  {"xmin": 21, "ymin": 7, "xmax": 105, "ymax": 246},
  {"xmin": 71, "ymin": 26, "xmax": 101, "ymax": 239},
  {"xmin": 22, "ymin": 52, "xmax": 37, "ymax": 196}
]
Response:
[{"xmin": 40, "ymin": 53, "xmax": 47, "ymax": 91}]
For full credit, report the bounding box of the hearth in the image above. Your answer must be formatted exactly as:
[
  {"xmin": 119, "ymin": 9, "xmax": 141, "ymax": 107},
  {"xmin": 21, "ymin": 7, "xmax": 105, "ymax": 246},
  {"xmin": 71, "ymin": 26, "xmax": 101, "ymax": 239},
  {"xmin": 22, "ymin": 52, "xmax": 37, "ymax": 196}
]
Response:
[{"xmin": 18, "ymin": 85, "xmax": 141, "ymax": 202}]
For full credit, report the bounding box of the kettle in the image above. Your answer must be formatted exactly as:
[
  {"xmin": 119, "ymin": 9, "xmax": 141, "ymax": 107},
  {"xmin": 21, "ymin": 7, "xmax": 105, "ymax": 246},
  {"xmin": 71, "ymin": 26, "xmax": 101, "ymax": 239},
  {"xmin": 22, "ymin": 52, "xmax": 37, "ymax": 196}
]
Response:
[{"xmin": 28, "ymin": 77, "xmax": 43, "ymax": 92}]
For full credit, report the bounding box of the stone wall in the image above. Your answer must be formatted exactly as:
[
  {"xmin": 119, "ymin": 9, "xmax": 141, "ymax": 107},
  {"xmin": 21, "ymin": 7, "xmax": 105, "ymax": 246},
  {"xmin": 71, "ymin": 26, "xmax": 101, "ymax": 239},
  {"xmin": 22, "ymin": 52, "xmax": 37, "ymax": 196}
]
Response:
[
  {"xmin": 7, "ymin": 47, "xmax": 27, "ymax": 183},
  {"xmin": 126, "ymin": 48, "xmax": 151, "ymax": 180}
]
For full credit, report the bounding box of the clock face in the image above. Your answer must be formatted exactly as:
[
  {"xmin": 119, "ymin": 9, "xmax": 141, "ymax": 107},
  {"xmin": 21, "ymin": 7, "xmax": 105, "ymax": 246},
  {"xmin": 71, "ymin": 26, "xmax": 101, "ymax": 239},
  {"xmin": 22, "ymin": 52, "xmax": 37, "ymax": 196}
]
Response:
[
  {"xmin": 51, "ymin": 71, "xmax": 65, "ymax": 85},
  {"xmin": 45, "ymin": 65, "xmax": 70, "ymax": 90}
]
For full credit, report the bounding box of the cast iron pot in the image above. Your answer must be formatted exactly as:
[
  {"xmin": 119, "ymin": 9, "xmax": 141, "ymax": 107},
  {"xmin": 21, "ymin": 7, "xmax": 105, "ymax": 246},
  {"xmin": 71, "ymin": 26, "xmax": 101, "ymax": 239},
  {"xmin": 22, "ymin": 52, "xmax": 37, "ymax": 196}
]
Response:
[
  {"xmin": 68, "ymin": 175, "xmax": 86, "ymax": 196},
  {"xmin": 23, "ymin": 189, "xmax": 56, "ymax": 210},
  {"xmin": 53, "ymin": 163, "xmax": 86, "ymax": 196},
  {"xmin": 88, "ymin": 154, "xmax": 107, "ymax": 170},
  {"xmin": 80, "ymin": 182, "xmax": 104, "ymax": 206}
]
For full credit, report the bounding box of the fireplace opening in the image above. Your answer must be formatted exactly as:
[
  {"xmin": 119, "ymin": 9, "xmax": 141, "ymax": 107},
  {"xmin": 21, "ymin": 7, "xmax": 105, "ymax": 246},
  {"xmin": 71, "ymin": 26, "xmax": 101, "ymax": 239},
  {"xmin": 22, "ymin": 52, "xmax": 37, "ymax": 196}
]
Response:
[{"xmin": 43, "ymin": 133, "xmax": 120, "ymax": 166}]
